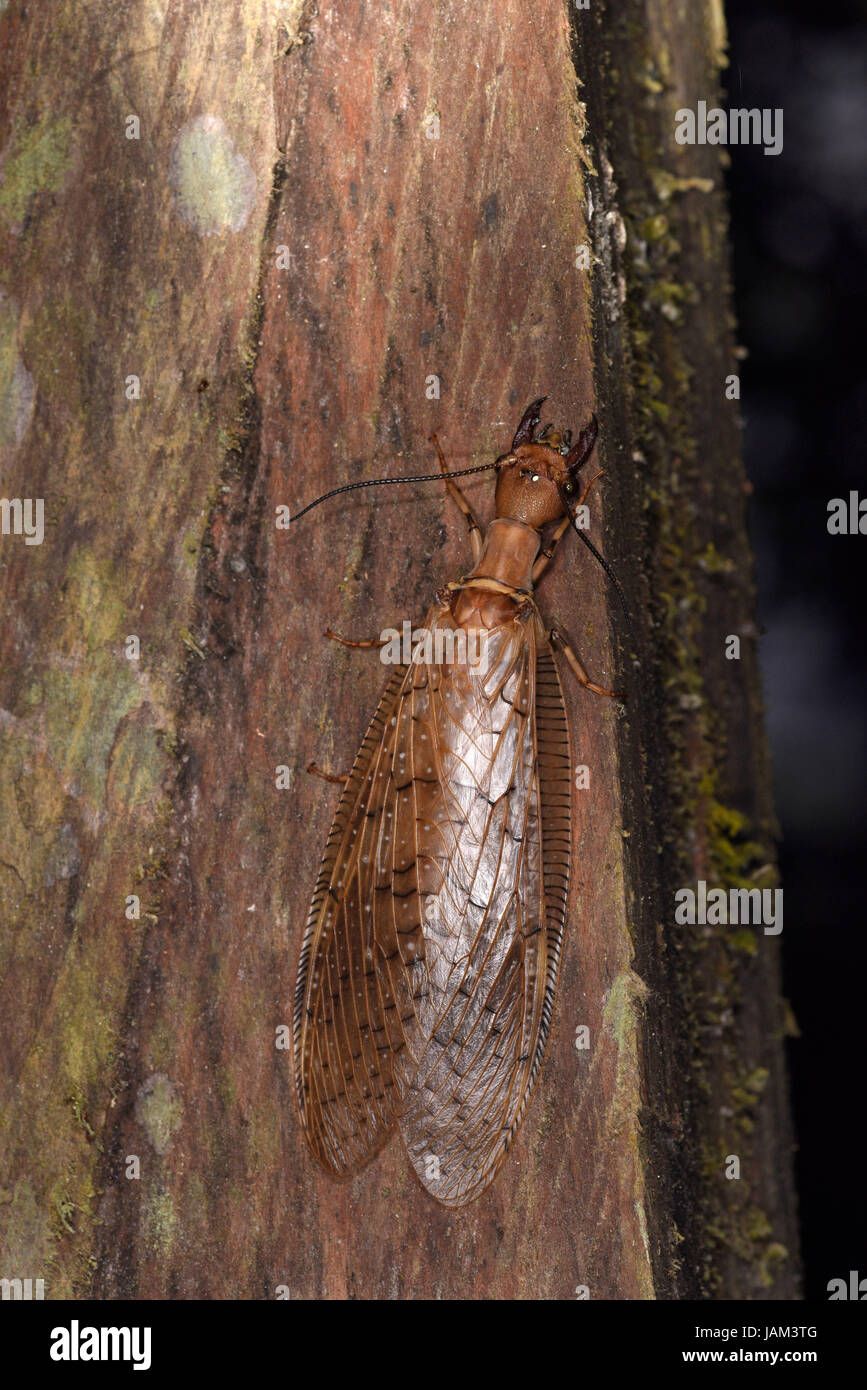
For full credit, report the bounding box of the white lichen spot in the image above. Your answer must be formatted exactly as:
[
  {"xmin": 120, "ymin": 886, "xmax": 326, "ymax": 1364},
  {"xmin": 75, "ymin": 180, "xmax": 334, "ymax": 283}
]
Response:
[
  {"xmin": 135, "ymin": 1073, "xmax": 182, "ymax": 1155},
  {"xmin": 169, "ymin": 114, "xmax": 256, "ymax": 236},
  {"xmin": 43, "ymin": 822, "xmax": 82, "ymax": 887}
]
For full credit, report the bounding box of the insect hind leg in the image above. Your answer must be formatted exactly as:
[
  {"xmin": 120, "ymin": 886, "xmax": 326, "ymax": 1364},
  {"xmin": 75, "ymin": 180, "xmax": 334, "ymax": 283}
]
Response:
[{"xmin": 549, "ymin": 625, "xmax": 622, "ymax": 700}]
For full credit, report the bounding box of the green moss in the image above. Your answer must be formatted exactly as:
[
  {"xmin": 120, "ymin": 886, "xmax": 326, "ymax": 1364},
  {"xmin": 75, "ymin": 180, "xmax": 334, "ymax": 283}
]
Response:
[
  {"xmin": 66, "ymin": 1091, "xmax": 96, "ymax": 1142},
  {"xmin": 701, "ymin": 771, "xmax": 771, "ymax": 889},
  {"xmin": 55, "ymin": 1194, "xmax": 80, "ymax": 1236},
  {"xmin": 634, "ymin": 70, "xmax": 664, "ymax": 96},
  {"xmin": 218, "ymin": 424, "xmax": 243, "ymax": 454},
  {"xmin": 758, "ymin": 1242, "xmax": 789, "ymax": 1288},
  {"xmin": 0, "ymin": 114, "xmax": 73, "ymax": 229},
  {"xmin": 145, "ymin": 1191, "xmax": 179, "ymax": 1253},
  {"xmin": 648, "ymin": 278, "xmax": 696, "ymax": 325},
  {"xmin": 697, "ymin": 542, "xmax": 735, "ymax": 575},
  {"xmin": 649, "ymin": 168, "xmax": 714, "ymax": 203},
  {"xmin": 180, "ymin": 627, "xmax": 206, "ymax": 658},
  {"xmin": 702, "ymin": 1195, "xmax": 785, "ymax": 1290},
  {"xmin": 639, "ymin": 214, "xmax": 669, "ymax": 242}
]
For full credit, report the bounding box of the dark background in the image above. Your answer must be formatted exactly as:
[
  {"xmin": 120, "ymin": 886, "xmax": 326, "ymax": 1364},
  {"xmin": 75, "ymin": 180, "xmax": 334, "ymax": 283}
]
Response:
[{"xmin": 725, "ymin": 0, "xmax": 867, "ymax": 1300}]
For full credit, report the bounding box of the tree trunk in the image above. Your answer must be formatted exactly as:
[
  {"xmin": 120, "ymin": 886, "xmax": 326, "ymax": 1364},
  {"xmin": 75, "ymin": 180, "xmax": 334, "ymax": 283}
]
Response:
[{"xmin": 0, "ymin": 0, "xmax": 798, "ymax": 1299}]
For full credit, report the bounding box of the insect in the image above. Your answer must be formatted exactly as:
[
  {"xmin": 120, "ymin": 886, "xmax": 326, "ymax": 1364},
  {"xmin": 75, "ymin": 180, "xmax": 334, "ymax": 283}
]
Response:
[{"xmin": 292, "ymin": 399, "xmax": 627, "ymax": 1207}]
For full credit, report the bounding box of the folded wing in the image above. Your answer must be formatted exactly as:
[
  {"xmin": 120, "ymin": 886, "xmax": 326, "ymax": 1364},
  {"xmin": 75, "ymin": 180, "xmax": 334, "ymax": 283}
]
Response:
[{"xmin": 294, "ymin": 606, "xmax": 571, "ymax": 1206}]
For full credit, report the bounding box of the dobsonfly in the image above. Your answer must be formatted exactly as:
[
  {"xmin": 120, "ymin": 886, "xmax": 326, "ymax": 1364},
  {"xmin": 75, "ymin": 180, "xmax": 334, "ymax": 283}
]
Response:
[{"xmin": 291, "ymin": 399, "xmax": 629, "ymax": 1207}]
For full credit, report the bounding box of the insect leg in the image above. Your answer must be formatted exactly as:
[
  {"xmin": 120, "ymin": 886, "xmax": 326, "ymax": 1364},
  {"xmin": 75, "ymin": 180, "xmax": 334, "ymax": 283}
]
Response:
[
  {"xmin": 325, "ymin": 627, "xmax": 389, "ymax": 649},
  {"xmin": 577, "ymin": 468, "xmax": 604, "ymax": 509},
  {"xmin": 533, "ymin": 471, "xmax": 605, "ymax": 582},
  {"xmin": 549, "ymin": 625, "xmax": 622, "ymax": 700},
  {"xmin": 310, "ymin": 631, "xmax": 399, "ymax": 780},
  {"xmin": 430, "ymin": 434, "xmax": 483, "ymax": 562},
  {"xmin": 532, "ymin": 515, "xmax": 571, "ymax": 582},
  {"xmin": 306, "ymin": 762, "xmax": 349, "ymax": 784}
]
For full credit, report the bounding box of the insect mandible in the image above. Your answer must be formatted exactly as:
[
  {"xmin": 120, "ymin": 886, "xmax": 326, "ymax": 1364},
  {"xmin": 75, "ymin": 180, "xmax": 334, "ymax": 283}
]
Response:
[{"xmin": 291, "ymin": 398, "xmax": 628, "ymax": 1207}]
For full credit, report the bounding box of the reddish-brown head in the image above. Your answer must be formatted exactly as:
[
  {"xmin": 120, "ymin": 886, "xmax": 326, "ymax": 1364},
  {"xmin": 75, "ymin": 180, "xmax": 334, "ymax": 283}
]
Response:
[{"xmin": 494, "ymin": 398, "xmax": 598, "ymax": 529}]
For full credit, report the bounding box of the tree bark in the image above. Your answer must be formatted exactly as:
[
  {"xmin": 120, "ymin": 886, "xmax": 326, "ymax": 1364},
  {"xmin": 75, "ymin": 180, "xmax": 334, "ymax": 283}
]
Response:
[{"xmin": 0, "ymin": 0, "xmax": 798, "ymax": 1299}]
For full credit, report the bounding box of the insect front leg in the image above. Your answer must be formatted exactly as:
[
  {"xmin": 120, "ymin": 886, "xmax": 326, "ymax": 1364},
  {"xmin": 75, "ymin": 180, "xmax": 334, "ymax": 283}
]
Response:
[
  {"xmin": 533, "ymin": 469, "xmax": 605, "ymax": 582},
  {"xmin": 549, "ymin": 624, "xmax": 622, "ymax": 700},
  {"xmin": 532, "ymin": 515, "xmax": 571, "ymax": 583},
  {"xmin": 430, "ymin": 433, "xmax": 483, "ymax": 563}
]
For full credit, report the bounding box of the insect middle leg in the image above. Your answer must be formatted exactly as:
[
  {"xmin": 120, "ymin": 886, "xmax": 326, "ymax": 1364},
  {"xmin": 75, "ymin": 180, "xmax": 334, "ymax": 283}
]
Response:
[
  {"xmin": 307, "ymin": 762, "xmax": 349, "ymax": 785},
  {"xmin": 308, "ymin": 631, "xmax": 391, "ymax": 782},
  {"xmin": 430, "ymin": 434, "xmax": 483, "ymax": 563},
  {"xmin": 549, "ymin": 624, "xmax": 622, "ymax": 700},
  {"xmin": 324, "ymin": 627, "xmax": 389, "ymax": 649}
]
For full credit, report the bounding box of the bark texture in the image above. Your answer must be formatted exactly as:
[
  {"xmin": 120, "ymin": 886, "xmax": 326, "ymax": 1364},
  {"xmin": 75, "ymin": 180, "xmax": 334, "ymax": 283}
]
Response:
[{"xmin": 0, "ymin": 0, "xmax": 798, "ymax": 1299}]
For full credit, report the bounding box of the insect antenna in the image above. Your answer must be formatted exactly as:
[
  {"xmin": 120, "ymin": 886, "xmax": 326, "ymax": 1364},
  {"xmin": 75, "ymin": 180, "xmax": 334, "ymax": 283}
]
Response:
[
  {"xmin": 557, "ymin": 481, "xmax": 638, "ymax": 658},
  {"xmin": 291, "ymin": 462, "xmax": 499, "ymax": 523}
]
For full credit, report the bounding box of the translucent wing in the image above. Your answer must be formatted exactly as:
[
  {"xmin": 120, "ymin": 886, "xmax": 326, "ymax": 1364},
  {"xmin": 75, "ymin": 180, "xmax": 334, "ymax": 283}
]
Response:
[
  {"xmin": 294, "ymin": 605, "xmax": 572, "ymax": 1206},
  {"xmin": 395, "ymin": 609, "xmax": 571, "ymax": 1205}
]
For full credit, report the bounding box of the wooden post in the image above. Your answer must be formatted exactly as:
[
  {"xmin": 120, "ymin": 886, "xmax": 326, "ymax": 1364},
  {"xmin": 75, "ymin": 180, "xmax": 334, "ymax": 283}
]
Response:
[{"xmin": 0, "ymin": 0, "xmax": 798, "ymax": 1298}]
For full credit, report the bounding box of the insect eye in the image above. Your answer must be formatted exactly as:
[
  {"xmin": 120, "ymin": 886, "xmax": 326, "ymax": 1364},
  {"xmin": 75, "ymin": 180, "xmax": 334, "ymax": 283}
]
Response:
[{"xmin": 530, "ymin": 473, "xmax": 540, "ymax": 483}]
